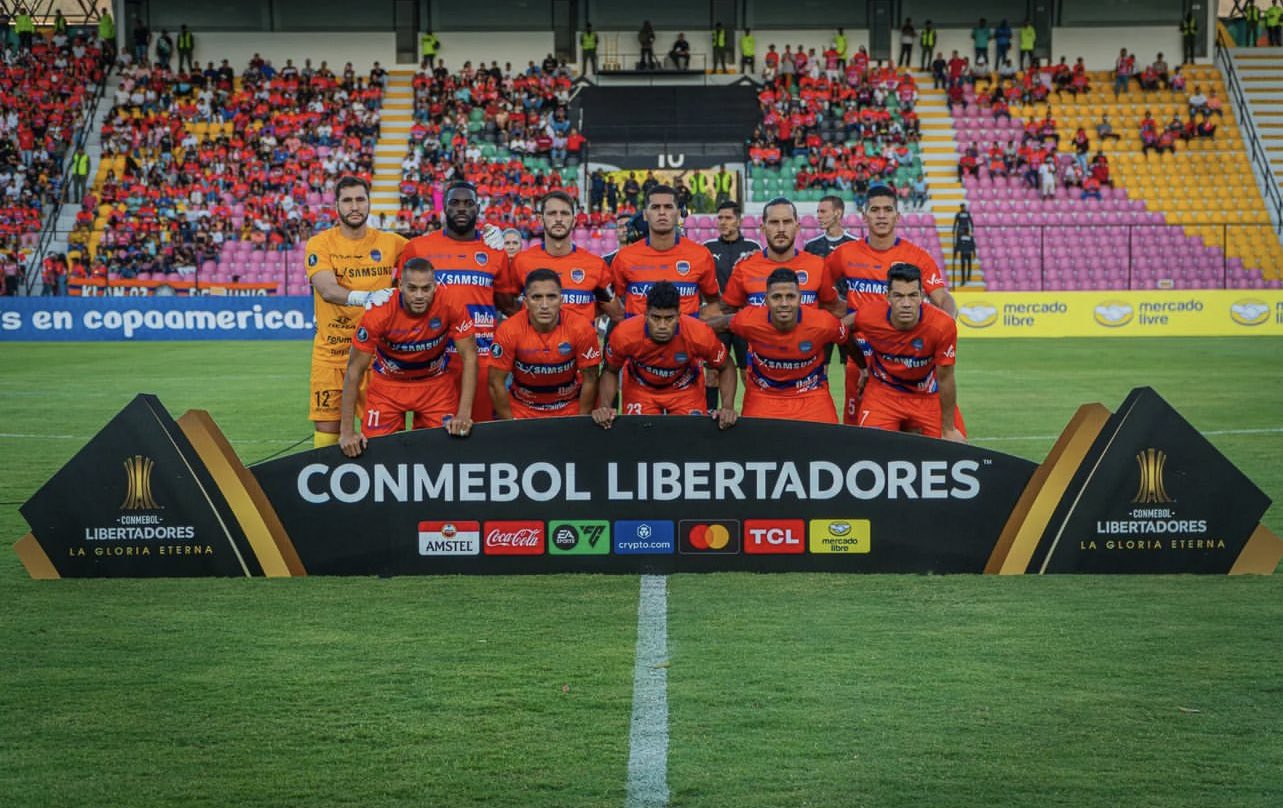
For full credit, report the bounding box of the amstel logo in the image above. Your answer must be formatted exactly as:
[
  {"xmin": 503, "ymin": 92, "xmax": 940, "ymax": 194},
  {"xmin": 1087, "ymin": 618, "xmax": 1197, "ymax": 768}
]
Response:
[
  {"xmin": 957, "ymin": 302, "xmax": 998, "ymax": 329},
  {"xmin": 1094, "ymin": 302, "xmax": 1134, "ymax": 328},
  {"xmin": 120, "ymin": 455, "xmax": 161, "ymax": 510},
  {"xmin": 1132, "ymin": 448, "xmax": 1174, "ymax": 504},
  {"xmin": 1229, "ymin": 299, "xmax": 1269, "ymax": 327}
]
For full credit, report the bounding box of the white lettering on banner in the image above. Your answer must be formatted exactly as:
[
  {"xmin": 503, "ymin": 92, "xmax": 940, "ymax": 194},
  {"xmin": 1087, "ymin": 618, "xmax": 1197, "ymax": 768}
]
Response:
[{"xmin": 293, "ymin": 460, "xmax": 984, "ymax": 505}]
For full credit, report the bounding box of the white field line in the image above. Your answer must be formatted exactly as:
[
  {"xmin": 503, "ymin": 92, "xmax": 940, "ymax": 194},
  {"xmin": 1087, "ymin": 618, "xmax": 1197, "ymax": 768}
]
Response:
[{"xmin": 626, "ymin": 575, "xmax": 670, "ymax": 808}]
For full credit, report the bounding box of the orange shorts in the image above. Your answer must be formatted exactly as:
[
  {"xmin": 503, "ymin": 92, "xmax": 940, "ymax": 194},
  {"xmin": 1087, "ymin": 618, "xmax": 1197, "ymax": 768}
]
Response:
[
  {"xmin": 742, "ymin": 387, "xmax": 838, "ymax": 424},
  {"xmin": 622, "ymin": 382, "xmax": 706, "ymax": 416},
  {"xmin": 857, "ymin": 382, "xmax": 967, "ymax": 439},
  {"xmin": 310, "ymin": 362, "xmax": 367, "ymax": 423},
  {"xmin": 511, "ymin": 397, "xmax": 580, "ymax": 420},
  {"xmin": 363, "ymin": 377, "xmax": 460, "ymax": 437},
  {"xmin": 447, "ymin": 353, "xmax": 494, "ymax": 422}
]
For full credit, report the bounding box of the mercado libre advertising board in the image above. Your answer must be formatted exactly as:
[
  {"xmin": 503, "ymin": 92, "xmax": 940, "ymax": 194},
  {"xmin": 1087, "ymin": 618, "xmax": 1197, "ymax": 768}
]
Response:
[
  {"xmin": 955, "ymin": 291, "xmax": 1283, "ymax": 337},
  {"xmin": 14, "ymin": 390, "xmax": 1280, "ymax": 579}
]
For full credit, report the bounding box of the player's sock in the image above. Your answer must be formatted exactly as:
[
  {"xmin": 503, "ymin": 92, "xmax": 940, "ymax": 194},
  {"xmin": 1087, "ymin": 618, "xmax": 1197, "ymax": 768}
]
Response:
[
  {"xmin": 705, "ymin": 387, "xmax": 719, "ymax": 411},
  {"xmin": 313, "ymin": 431, "xmax": 339, "ymax": 448}
]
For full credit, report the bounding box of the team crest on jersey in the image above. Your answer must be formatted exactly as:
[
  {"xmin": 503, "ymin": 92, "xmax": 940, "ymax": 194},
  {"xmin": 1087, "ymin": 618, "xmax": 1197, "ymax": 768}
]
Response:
[
  {"xmin": 370, "ymin": 248, "xmax": 382, "ymax": 262},
  {"xmin": 799, "ymin": 341, "xmax": 813, "ymax": 353},
  {"xmin": 674, "ymin": 352, "xmax": 689, "ymax": 364},
  {"xmin": 675, "ymin": 260, "xmax": 691, "ymax": 276},
  {"xmin": 490, "ymin": 343, "xmax": 503, "ymax": 359},
  {"xmin": 474, "ymin": 251, "xmax": 489, "ymax": 265},
  {"xmin": 570, "ymin": 268, "xmax": 586, "ymax": 283},
  {"xmin": 307, "ymin": 253, "xmax": 318, "ymax": 267},
  {"xmin": 356, "ymin": 327, "xmax": 368, "ymax": 342},
  {"xmin": 558, "ymin": 342, "xmax": 573, "ymax": 356},
  {"xmin": 797, "ymin": 270, "xmax": 809, "ymax": 285},
  {"xmin": 429, "ymin": 318, "xmax": 442, "ymax": 330},
  {"xmin": 912, "ymin": 338, "xmax": 924, "ymax": 351}
]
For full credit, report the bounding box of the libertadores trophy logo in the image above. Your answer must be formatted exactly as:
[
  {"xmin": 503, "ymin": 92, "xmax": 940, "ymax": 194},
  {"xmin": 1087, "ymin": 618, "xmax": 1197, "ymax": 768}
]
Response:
[
  {"xmin": 120, "ymin": 455, "xmax": 161, "ymax": 510},
  {"xmin": 1131, "ymin": 448, "xmax": 1174, "ymax": 505}
]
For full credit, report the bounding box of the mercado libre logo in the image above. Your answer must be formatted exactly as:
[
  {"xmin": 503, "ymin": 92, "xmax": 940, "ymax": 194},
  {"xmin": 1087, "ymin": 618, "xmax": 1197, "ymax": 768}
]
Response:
[
  {"xmin": 1229, "ymin": 299, "xmax": 1269, "ymax": 326},
  {"xmin": 1093, "ymin": 301, "xmax": 1134, "ymax": 328},
  {"xmin": 957, "ymin": 302, "xmax": 998, "ymax": 329}
]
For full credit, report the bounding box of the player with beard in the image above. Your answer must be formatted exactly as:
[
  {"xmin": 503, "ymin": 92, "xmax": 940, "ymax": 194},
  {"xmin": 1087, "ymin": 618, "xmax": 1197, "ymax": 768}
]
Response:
[
  {"xmin": 824, "ymin": 184, "xmax": 957, "ymax": 424},
  {"xmin": 396, "ymin": 182, "xmax": 509, "ymax": 422},
  {"xmin": 504, "ymin": 190, "xmax": 623, "ymax": 323},
  {"xmin": 592, "ymin": 281, "xmax": 736, "ymax": 427},
  {"xmin": 489, "ymin": 269, "xmax": 601, "ymax": 419},
  {"xmin": 701, "ymin": 199, "xmax": 759, "ymax": 410},
  {"xmin": 718, "ymin": 197, "xmax": 844, "ymax": 316},
  {"xmin": 338, "ymin": 259, "xmax": 478, "ymax": 457},
  {"xmin": 304, "ymin": 175, "xmax": 407, "ymax": 448}
]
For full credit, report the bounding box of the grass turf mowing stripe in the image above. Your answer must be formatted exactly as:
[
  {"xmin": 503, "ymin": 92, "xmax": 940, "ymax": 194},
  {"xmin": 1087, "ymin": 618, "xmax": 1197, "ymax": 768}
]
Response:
[{"xmin": 626, "ymin": 575, "xmax": 670, "ymax": 808}]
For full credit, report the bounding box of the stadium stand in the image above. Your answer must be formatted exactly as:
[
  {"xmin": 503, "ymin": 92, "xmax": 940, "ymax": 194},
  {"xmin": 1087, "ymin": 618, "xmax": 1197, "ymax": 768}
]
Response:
[
  {"xmin": 949, "ymin": 60, "xmax": 1282, "ymax": 290},
  {"xmin": 0, "ymin": 31, "xmax": 105, "ymax": 294}
]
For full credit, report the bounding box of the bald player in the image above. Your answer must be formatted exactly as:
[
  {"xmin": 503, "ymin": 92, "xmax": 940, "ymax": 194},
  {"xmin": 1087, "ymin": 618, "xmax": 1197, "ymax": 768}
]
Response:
[{"xmin": 305, "ymin": 175, "xmax": 407, "ymax": 448}]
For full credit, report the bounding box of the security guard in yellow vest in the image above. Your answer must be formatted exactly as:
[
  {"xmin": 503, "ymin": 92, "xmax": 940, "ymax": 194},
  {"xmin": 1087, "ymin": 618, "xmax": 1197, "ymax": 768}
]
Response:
[
  {"xmin": 70, "ymin": 147, "xmax": 91, "ymax": 204},
  {"xmin": 420, "ymin": 30, "xmax": 439, "ymax": 68},
  {"xmin": 99, "ymin": 11, "xmax": 116, "ymax": 61},
  {"xmin": 53, "ymin": 10, "xmax": 67, "ymax": 35},
  {"xmin": 15, "ymin": 10, "xmax": 34, "ymax": 51},
  {"xmin": 834, "ymin": 28, "xmax": 847, "ymax": 66},
  {"xmin": 919, "ymin": 21, "xmax": 937, "ymax": 71},
  {"xmin": 714, "ymin": 167, "xmax": 733, "ymax": 204},
  {"xmin": 1244, "ymin": 0, "xmax": 1262, "ymax": 46},
  {"xmin": 580, "ymin": 24, "xmax": 598, "ymax": 76},
  {"xmin": 712, "ymin": 23, "xmax": 729, "ymax": 73},
  {"xmin": 740, "ymin": 28, "xmax": 755, "ymax": 73},
  {"xmin": 177, "ymin": 25, "xmax": 195, "ymax": 72}
]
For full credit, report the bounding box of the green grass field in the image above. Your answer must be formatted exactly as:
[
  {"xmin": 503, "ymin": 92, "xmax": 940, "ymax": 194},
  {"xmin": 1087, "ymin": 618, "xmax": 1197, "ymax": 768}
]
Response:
[{"xmin": 2, "ymin": 338, "xmax": 1282, "ymax": 807}]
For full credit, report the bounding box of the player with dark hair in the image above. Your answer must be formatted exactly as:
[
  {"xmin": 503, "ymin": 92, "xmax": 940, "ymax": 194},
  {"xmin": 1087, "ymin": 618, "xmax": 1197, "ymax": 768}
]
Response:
[
  {"xmin": 489, "ymin": 269, "xmax": 601, "ymax": 419},
  {"xmin": 337, "ymin": 258, "xmax": 477, "ymax": 457},
  {"xmin": 825, "ymin": 184, "xmax": 957, "ymax": 424},
  {"xmin": 803, "ymin": 194, "xmax": 857, "ymax": 259},
  {"xmin": 505, "ymin": 190, "xmax": 622, "ymax": 323},
  {"xmin": 396, "ymin": 182, "xmax": 510, "ymax": 423},
  {"xmin": 851, "ymin": 263, "xmax": 964, "ymax": 441},
  {"xmin": 593, "ymin": 281, "xmax": 736, "ymax": 429},
  {"xmin": 304, "ymin": 175, "xmax": 407, "ymax": 448},
  {"xmin": 719, "ymin": 196, "xmax": 844, "ymax": 316},
  {"xmin": 717, "ymin": 268, "xmax": 848, "ymax": 424},
  {"xmin": 701, "ymin": 198, "xmax": 760, "ymax": 409},
  {"xmin": 610, "ymin": 184, "xmax": 721, "ymax": 318}
]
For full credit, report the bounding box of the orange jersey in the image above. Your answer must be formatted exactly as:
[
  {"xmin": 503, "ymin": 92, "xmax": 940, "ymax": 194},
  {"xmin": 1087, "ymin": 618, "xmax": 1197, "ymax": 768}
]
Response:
[
  {"xmin": 610, "ymin": 236, "xmax": 720, "ymax": 318},
  {"xmin": 305, "ymin": 226, "xmax": 407, "ymax": 366},
  {"xmin": 604, "ymin": 315, "xmax": 727, "ymax": 391},
  {"xmin": 825, "ymin": 237, "xmax": 947, "ymax": 313},
  {"xmin": 396, "ymin": 231, "xmax": 511, "ymax": 359},
  {"xmin": 508, "ymin": 244, "xmax": 611, "ymax": 322},
  {"xmin": 854, "ymin": 297, "xmax": 957, "ymax": 395},
  {"xmin": 352, "ymin": 290, "xmax": 474, "ymax": 382},
  {"xmin": 490, "ymin": 311, "xmax": 602, "ymax": 411},
  {"xmin": 730, "ymin": 307, "xmax": 847, "ymax": 394},
  {"xmin": 723, "ymin": 249, "xmax": 838, "ymax": 310}
]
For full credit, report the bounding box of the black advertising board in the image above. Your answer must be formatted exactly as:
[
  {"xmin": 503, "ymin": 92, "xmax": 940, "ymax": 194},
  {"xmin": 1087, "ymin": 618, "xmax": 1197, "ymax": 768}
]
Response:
[{"xmin": 12, "ymin": 390, "xmax": 1281, "ymax": 578}]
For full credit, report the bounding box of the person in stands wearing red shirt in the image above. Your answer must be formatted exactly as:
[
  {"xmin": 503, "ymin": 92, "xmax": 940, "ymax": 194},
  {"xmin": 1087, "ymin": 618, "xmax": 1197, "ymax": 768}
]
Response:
[
  {"xmin": 594, "ymin": 281, "xmax": 737, "ymax": 428},
  {"xmin": 850, "ymin": 263, "xmax": 964, "ymax": 441},
  {"xmin": 610, "ymin": 184, "xmax": 721, "ymax": 318},
  {"xmin": 489, "ymin": 268, "xmax": 601, "ymax": 419},
  {"xmin": 711, "ymin": 268, "xmax": 848, "ymax": 424},
  {"xmin": 339, "ymin": 258, "xmax": 478, "ymax": 457},
  {"xmin": 505, "ymin": 190, "xmax": 622, "ymax": 323}
]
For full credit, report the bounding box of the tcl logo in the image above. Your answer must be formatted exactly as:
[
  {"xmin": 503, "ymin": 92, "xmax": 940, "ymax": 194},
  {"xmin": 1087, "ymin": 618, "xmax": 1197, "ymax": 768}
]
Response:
[
  {"xmin": 744, "ymin": 519, "xmax": 806, "ymax": 555},
  {"xmin": 482, "ymin": 521, "xmax": 546, "ymax": 555}
]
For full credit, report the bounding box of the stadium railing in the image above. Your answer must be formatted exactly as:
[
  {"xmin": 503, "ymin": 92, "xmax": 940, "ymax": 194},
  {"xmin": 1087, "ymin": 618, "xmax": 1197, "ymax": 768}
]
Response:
[{"xmin": 1215, "ymin": 40, "xmax": 1283, "ymax": 233}]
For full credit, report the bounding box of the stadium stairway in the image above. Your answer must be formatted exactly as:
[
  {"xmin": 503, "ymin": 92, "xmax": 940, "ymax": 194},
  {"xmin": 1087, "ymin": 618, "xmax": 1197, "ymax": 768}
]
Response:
[
  {"xmin": 371, "ymin": 70, "xmax": 415, "ymax": 221},
  {"xmin": 1229, "ymin": 47, "xmax": 1283, "ymax": 206},
  {"xmin": 915, "ymin": 77, "xmax": 982, "ymax": 289}
]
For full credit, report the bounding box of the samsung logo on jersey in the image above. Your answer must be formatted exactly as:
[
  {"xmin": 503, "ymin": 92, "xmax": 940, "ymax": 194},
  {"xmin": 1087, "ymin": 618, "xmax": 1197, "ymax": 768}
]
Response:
[
  {"xmin": 848, "ymin": 278, "xmax": 888, "ymax": 294},
  {"xmin": 387, "ymin": 333, "xmax": 448, "ymax": 353},
  {"xmin": 563, "ymin": 290, "xmax": 596, "ymax": 304},
  {"xmin": 627, "ymin": 281, "xmax": 698, "ymax": 297},
  {"xmin": 295, "ymin": 459, "xmax": 983, "ymax": 504},
  {"xmin": 436, "ymin": 271, "xmax": 494, "ymax": 287},
  {"xmin": 515, "ymin": 359, "xmax": 575, "ymax": 376}
]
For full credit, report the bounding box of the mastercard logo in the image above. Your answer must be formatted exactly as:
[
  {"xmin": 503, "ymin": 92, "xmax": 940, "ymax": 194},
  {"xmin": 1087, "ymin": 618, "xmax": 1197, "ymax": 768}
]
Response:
[{"xmin": 679, "ymin": 520, "xmax": 741, "ymax": 555}]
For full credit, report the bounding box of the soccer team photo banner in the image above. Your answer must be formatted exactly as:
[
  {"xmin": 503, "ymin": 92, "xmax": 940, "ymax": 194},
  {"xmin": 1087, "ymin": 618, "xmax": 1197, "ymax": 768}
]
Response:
[{"xmin": 13, "ymin": 390, "xmax": 1281, "ymax": 578}]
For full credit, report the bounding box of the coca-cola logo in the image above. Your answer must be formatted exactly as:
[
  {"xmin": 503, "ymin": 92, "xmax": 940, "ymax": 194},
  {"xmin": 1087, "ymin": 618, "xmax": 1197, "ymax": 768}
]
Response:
[{"xmin": 482, "ymin": 521, "xmax": 546, "ymax": 555}]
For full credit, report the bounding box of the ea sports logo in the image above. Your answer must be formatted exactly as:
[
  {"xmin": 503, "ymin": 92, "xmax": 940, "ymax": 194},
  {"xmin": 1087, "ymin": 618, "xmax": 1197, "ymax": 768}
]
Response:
[{"xmin": 552, "ymin": 524, "xmax": 579, "ymax": 551}]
